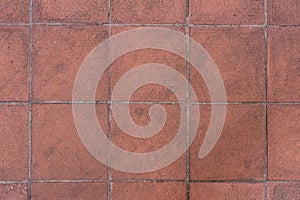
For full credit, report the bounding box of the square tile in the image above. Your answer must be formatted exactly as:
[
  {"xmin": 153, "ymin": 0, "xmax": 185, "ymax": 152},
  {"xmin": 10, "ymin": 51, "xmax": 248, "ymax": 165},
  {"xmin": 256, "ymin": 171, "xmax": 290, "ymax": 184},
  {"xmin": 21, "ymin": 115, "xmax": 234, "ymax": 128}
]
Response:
[
  {"xmin": 110, "ymin": 26, "xmax": 187, "ymax": 102},
  {"xmin": 111, "ymin": 182, "xmax": 186, "ymax": 200},
  {"xmin": 0, "ymin": 105, "xmax": 28, "ymax": 181},
  {"xmin": 32, "ymin": 26, "xmax": 109, "ymax": 102},
  {"xmin": 110, "ymin": 103, "xmax": 186, "ymax": 180},
  {"xmin": 268, "ymin": 105, "xmax": 300, "ymax": 180},
  {"xmin": 268, "ymin": 0, "xmax": 300, "ymax": 25},
  {"xmin": 31, "ymin": 183, "xmax": 107, "ymax": 200},
  {"xmin": 33, "ymin": 0, "xmax": 109, "ymax": 23},
  {"xmin": 0, "ymin": 184, "xmax": 27, "ymax": 200},
  {"xmin": 190, "ymin": 182, "xmax": 265, "ymax": 200},
  {"xmin": 190, "ymin": 0, "xmax": 264, "ymax": 25},
  {"xmin": 31, "ymin": 104, "xmax": 108, "ymax": 180},
  {"xmin": 190, "ymin": 27, "xmax": 265, "ymax": 102},
  {"xmin": 268, "ymin": 182, "xmax": 300, "ymax": 200},
  {"xmin": 0, "ymin": 1, "xmax": 29, "ymax": 22},
  {"xmin": 268, "ymin": 28, "xmax": 300, "ymax": 102},
  {"xmin": 111, "ymin": 0, "xmax": 186, "ymax": 24},
  {"xmin": 190, "ymin": 105, "xmax": 266, "ymax": 180},
  {"xmin": 0, "ymin": 27, "xmax": 29, "ymax": 101}
]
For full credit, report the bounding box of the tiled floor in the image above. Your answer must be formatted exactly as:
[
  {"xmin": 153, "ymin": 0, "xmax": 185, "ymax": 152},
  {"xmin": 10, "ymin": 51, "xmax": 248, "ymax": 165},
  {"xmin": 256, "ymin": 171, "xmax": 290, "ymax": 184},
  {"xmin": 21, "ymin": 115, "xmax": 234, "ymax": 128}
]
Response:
[{"xmin": 0, "ymin": 0, "xmax": 299, "ymax": 200}]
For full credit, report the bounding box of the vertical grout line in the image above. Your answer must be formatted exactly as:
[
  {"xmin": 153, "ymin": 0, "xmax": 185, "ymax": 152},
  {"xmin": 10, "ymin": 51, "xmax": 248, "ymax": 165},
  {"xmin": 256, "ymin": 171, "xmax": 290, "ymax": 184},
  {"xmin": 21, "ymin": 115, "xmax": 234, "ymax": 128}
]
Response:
[
  {"xmin": 185, "ymin": 0, "xmax": 190, "ymax": 199},
  {"xmin": 264, "ymin": 0, "xmax": 269, "ymax": 199},
  {"xmin": 107, "ymin": 0, "xmax": 112, "ymax": 199},
  {"xmin": 27, "ymin": 0, "xmax": 33, "ymax": 199}
]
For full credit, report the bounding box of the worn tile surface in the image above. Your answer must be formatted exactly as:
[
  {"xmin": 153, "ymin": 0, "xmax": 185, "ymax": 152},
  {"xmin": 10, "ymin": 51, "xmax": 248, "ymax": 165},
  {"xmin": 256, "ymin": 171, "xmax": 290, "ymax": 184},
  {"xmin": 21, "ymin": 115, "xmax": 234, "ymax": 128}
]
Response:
[
  {"xmin": 0, "ymin": 105, "xmax": 28, "ymax": 181},
  {"xmin": 190, "ymin": 182, "xmax": 265, "ymax": 200}
]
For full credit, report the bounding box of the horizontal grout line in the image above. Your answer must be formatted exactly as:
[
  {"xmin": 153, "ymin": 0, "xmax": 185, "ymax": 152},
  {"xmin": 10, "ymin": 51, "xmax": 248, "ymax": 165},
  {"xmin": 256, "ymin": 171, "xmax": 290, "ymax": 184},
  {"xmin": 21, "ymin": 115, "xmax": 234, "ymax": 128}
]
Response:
[
  {"xmin": 0, "ymin": 101, "xmax": 300, "ymax": 105},
  {"xmin": 0, "ymin": 22, "xmax": 299, "ymax": 28},
  {"xmin": 0, "ymin": 181, "xmax": 27, "ymax": 184},
  {"xmin": 1, "ymin": 179, "xmax": 299, "ymax": 185}
]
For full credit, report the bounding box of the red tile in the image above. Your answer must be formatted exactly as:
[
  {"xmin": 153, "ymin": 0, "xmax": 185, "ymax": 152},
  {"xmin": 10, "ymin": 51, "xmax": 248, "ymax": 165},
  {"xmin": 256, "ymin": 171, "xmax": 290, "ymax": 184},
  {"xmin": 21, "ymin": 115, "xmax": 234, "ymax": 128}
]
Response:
[
  {"xmin": 31, "ymin": 183, "xmax": 107, "ymax": 200},
  {"xmin": 268, "ymin": 0, "xmax": 300, "ymax": 25},
  {"xmin": 190, "ymin": 0, "xmax": 264, "ymax": 25},
  {"xmin": 0, "ymin": 1, "xmax": 29, "ymax": 22},
  {"xmin": 111, "ymin": 182, "xmax": 186, "ymax": 200},
  {"xmin": 111, "ymin": 0, "xmax": 186, "ymax": 24},
  {"xmin": 0, "ymin": 105, "xmax": 28, "ymax": 181},
  {"xmin": 110, "ymin": 103, "xmax": 186, "ymax": 180},
  {"xmin": 190, "ymin": 27, "xmax": 265, "ymax": 102},
  {"xmin": 31, "ymin": 104, "xmax": 108, "ymax": 180},
  {"xmin": 190, "ymin": 105, "xmax": 266, "ymax": 180},
  {"xmin": 268, "ymin": 105, "xmax": 300, "ymax": 180},
  {"xmin": 32, "ymin": 26, "xmax": 109, "ymax": 101},
  {"xmin": 110, "ymin": 26, "xmax": 187, "ymax": 102},
  {"xmin": 0, "ymin": 27, "xmax": 29, "ymax": 101},
  {"xmin": 190, "ymin": 182, "xmax": 265, "ymax": 200},
  {"xmin": 268, "ymin": 28, "xmax": 300, "ymax": 102},
  {"xmin": 268, "ymin": 182, "xmax": 300, "ymax": 200},
  {"xmin": 0, "ymin": 184, "xmax": 27, "ymax": 200},
  {"xmin": 33, "ymin": 0, "xmax": 108, "ymax": 23}
]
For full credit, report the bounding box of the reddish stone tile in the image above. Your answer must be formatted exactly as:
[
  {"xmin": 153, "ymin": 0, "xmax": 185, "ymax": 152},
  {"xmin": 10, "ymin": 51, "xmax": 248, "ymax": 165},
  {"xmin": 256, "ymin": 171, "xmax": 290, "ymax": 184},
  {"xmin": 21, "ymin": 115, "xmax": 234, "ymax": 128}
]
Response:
[
  {"xmin": 33, "ymin": 0, "xmax": 108, "ymax": 23},
  {"xmin": 268, "ymin": 0, "xmax": 300, "ymax": 25},
  {"xmin": 268, "ymin": 182, "xmax": 300, "ymax": 200},
  {"xmin": 0, "ymin": 105, "xmax": 28, "ymax": 181},
  {"xmin": 31, "ymin": 104, "xmax": 108, "ymax": 180},
  {"xmin": 268, "ymin": 105, "xmax": 300, "ymax": 180},
  {"xmin": 190, "ymin": 27, "xmax": 265, "ymax": 102},
  {"xmin": 268, "ymin": 28, "xmax": 300, "ymax": 102},
  {"xmin": 0, "ymin": 27, "xmax": 29, "ymax": 101},
  {"xmin": 190, "ymin": 0, "xmax": 264, "ymax": 25},
  {"xmin": 111, "ymin": 0, "xmax": 186, "ymax": 24},
  {"xmin": 31, "ymin": 183, "xmax": 107, "ymax": 200},
  {"xmin": 190, "ymin": 105, "xmax": 266, "ymax": 180},
  {"xmin": 111, "ymin": 182, "xmax": 186, "ymax": 200},
  {"xmin": 190, "ymin": 182, "xmax": 265, "ymax": 200},
  {"xmin": 0, "ymin": 1, "xmax": 29, "ymax": 22},
  {"xmin": 32, "ymin": 26, "xmax": 109, "ymax": 101},
  {"xmin": 110, "ymin": 26, "xmax": 187, "ymax": 102},
  {"xmin": 110, "ymin": 103, "xmax": 186, "ymax": 180},
  {"xmin": 0, "ymin": 184, "xmax": 27, "ymax": 200}
]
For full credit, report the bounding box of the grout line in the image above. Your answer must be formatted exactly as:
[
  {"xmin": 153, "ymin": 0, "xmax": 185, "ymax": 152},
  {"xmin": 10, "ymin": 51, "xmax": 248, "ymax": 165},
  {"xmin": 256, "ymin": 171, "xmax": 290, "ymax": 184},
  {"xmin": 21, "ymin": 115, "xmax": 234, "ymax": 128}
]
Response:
[
  {"xmin": 1, "ymin": 22, "xmax": 300, "ymax": 28},
  {"xmin": 1, "ymin": 179, "xmax": 299, "ymax": 185},
  {"xmin": 107, "ymin": 1, "xmax": 112, "ymax": 200},
  {"xmin": 27, "ymin": 0, "xmax": 33, "ymax": 199},
  {"xmin": 264, "ymin": 0, "xmax": 269, "ymax": 199},
  {"xmin": 186, "ymin": 1, "xmax": 190, "ymax": 199},
  {"xmin": 1, "ymin": 101, "xmax": 300, "ymax": 105},
  {"xmin": 0, "ymin": 181, "xmax": 27, "ymax": 185}
]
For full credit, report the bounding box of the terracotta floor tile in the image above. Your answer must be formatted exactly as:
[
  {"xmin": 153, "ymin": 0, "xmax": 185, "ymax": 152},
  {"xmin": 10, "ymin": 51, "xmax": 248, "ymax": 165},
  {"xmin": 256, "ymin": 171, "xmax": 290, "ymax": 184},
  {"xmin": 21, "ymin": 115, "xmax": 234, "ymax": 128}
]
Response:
[
  {"xmin": 0, "ymin": 105, "xmax": 28, "ymax": 181},
  {"xmin": 0, "ymin": 1, "xmax": 29, "ymax": 22},
  {"xmin": 268, "ymin": 0, "xmax": 300, "ymax": 25},
  {"xmin": 110, "ymin": 26, "xmax": 187, "ymax": 102},
  {"xmin": 268, "ymin": 182, "xmax": 300, "ymax": 200},
  {"xmin": 0, "ymin": 184, "xmax": 27, "ymax": 200},
  {"xmin": 111, "ymin": 182, "xmax": 186, "ymax": 200},
  {"xmin": 190, "ymin": 182, "xmax": 265, "ymax": 200},
  {"xmin": 190, "ymin": 27, "xmax": 265, "ymax": 102},
  {"xmin": 31, "ymin": 182, "xmax": 107, "ymax": 200},
  {"xmin": 190, "ymin": 105, "xmax": 266, "ymax": 180},
  {"xmin": 110, "ymin": 103, "xmax": 186, "ymax": 180},
  {"xmin": 0, "ymin": 27, "xmax": 29, "ymax": 101},
  {"xmin": 268, "ymin": 28, "xmax": 300, "ymax": 102},
  {"xmin": 190, "ymin": 0, "xmax": 264, "ymax": 25},
  {"xmin": 33, "ymin": 0, "xmax": 108, "ymax": 23},
  {"xmin": 32, "ymin": 26, "xmax": 109, "ymax": 102},
  {"xmin": 111, "ymin": 0, "xmax": 186, "ymax": 24},
  {"xmin": 31, "ymin": 104, "xmax": 108, "ymax": 180},
  {"xmin": 268, "ymin": 105, "xmax": 300, "ymax": 180}
]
